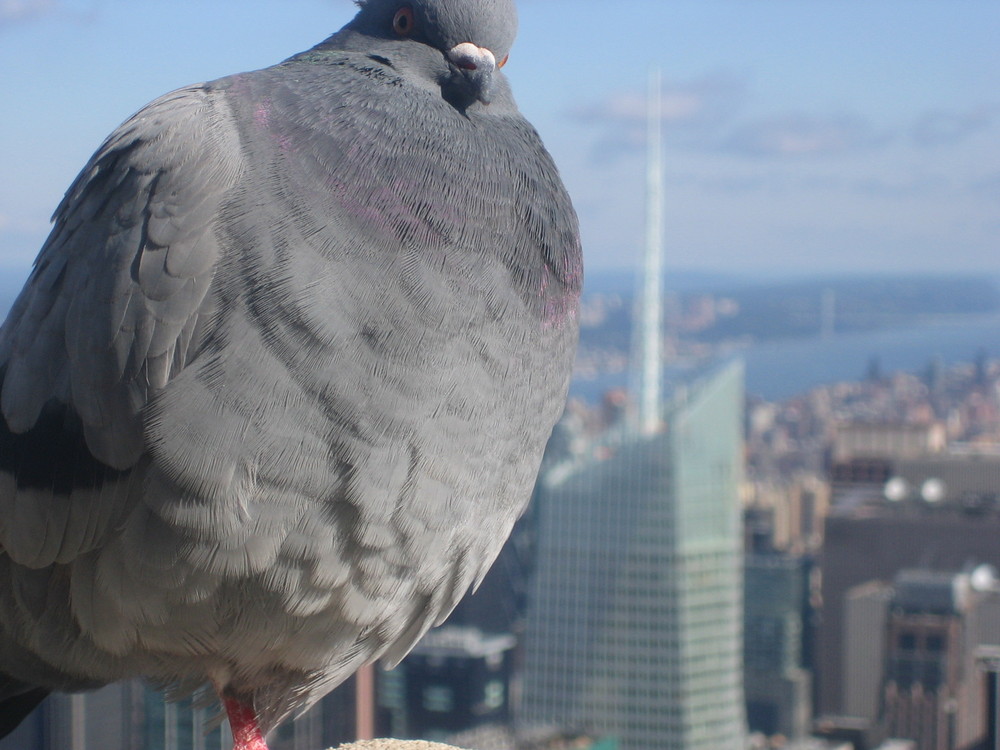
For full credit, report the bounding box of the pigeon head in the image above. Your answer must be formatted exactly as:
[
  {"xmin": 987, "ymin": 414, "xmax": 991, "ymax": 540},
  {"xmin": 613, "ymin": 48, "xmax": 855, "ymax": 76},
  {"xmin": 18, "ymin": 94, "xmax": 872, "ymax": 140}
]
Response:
[{"xmin": 348, "ymin": 0, "xmax": 518, "ymax": 108}]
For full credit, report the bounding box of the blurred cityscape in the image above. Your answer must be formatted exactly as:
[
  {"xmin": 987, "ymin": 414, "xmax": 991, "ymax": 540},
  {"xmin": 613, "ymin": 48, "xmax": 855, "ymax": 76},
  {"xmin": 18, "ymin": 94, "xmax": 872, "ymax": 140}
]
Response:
[{"xmin": 4, "ymin": 272, "xmax": 1000, "ymax": 750}]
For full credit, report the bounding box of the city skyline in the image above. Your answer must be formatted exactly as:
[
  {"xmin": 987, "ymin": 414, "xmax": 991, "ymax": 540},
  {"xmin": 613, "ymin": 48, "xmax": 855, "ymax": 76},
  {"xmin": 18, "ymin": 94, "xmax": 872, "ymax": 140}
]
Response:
[
  {"xmin": 522, "ymin": 361, "xmax": 747, "ymax": 749},
  {"xmin": 1, "ymin": 0, "xmax": 998, "ymax": 280}
]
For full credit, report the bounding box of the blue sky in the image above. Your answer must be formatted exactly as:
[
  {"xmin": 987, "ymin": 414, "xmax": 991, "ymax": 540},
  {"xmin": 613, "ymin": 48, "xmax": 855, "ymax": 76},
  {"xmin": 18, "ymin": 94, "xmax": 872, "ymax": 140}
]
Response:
[{"xmin": 1, "ymin": 0, "xmax": 998, "ymax": 283}]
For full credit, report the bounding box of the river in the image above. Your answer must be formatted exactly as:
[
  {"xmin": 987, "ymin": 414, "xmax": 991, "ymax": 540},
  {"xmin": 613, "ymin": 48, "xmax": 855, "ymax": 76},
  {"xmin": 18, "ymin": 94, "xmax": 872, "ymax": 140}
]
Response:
[{"xmin": 570, "ymin": 313, "xmax": 1000, "ymax": 404}]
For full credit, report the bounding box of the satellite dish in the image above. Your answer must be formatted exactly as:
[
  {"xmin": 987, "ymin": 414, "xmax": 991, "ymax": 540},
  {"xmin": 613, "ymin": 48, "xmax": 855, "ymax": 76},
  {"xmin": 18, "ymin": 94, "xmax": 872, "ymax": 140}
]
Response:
[
  {"xmin": 884, "ymin": 477, "xmax": 909, "ymax": 502},
  {"xmin": 971, "ymin": 564, "xmax": 999, "ymax": 592},
  {"xmin": 921, "ymin": 478, "xmax": 946, "ymax": 504}
]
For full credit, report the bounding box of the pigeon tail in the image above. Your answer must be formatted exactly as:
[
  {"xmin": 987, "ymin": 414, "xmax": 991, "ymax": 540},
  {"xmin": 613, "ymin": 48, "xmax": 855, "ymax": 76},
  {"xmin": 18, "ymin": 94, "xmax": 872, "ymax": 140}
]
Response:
[{"xmin": 224, "ymin": 697, "xmax": 269, "ymax": 750}]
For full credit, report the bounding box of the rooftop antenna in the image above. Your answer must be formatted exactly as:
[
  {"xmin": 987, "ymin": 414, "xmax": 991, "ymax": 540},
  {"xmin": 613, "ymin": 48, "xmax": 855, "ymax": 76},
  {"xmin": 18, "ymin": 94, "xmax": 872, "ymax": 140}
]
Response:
[{"xmin": 638, "ymin": 67, "xmax": 664, "ymax": 435}]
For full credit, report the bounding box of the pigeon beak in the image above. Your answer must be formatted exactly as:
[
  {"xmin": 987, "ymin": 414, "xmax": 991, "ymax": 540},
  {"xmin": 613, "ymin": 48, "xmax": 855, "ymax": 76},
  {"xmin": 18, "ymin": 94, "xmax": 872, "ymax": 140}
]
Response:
[{"xmin": 446, "ymin": 42, "xmax": 497, "ymax": 105}]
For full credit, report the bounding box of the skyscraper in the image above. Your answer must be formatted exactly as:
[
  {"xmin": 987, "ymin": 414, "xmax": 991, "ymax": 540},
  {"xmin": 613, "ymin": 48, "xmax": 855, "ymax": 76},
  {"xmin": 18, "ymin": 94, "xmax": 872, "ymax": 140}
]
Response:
[
  {"xmin": 817, "ymin": 483, "xmax": 1000, "ymax": 719},
  {"xmin": 744, "ymin": 552, "xmax": 812, "ymax": 739},
  {"xmin": 520, "ymin": 361, "xmax": 747, "ymax": 750}
]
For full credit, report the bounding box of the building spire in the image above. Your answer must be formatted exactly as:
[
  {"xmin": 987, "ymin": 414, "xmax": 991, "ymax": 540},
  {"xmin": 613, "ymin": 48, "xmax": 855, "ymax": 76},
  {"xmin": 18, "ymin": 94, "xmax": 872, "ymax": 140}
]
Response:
[{"xmin": 639, "ymin": 67, "xmax": 664, "ymax": 435}]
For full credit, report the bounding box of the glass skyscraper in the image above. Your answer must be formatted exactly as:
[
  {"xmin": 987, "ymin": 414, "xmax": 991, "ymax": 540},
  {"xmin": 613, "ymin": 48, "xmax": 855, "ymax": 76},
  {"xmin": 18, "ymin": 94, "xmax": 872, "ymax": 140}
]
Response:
[{"xmin": 521, "ymin": 361, "xmax": 746, "ymax": 750}]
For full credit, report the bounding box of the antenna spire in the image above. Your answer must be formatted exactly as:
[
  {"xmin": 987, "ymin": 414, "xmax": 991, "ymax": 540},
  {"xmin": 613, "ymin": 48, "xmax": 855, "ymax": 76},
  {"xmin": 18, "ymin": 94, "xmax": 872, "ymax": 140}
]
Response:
[{"xmin": 638, "ymin": 67, "xmax": 664, "ymax": 435}]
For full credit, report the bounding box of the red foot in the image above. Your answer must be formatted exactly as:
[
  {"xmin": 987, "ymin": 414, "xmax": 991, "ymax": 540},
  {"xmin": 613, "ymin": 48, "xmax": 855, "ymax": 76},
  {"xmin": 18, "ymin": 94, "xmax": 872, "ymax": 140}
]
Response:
[{"xmin": 223, "ymin": 697, "xmax": 269, "ymax": 750}]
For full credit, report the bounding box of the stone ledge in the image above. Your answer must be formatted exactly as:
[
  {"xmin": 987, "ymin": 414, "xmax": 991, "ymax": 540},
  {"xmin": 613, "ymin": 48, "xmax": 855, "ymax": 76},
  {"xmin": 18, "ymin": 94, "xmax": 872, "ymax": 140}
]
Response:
[{"xmin": 334, "ymin": 741, "xmax": 463, "ymax": 750}]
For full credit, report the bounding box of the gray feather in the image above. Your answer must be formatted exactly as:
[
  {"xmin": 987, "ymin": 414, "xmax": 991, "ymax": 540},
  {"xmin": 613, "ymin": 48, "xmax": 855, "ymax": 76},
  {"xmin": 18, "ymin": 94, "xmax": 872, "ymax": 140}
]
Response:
[{"xmin": 0, "ymin": 0, "xmax": 581, "ymax": 737}]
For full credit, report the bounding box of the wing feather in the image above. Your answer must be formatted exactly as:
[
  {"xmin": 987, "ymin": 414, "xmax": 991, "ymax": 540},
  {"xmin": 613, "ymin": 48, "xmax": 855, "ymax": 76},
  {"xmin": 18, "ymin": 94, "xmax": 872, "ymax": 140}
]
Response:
[{"xmin": 0, "ymin": 84, "xmax": 244, "ymax": 567}]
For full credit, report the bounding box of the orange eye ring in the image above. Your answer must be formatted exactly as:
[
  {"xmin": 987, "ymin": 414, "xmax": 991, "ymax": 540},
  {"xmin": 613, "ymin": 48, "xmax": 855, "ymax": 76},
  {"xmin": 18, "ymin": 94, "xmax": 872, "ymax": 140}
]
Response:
[
  {"xmin": 393, "ymin": 6, "xmax": 415, "ymax": 36},
  {"xmin": 497, "ymin": 54, "xmax": 509, "ymax": 69}
]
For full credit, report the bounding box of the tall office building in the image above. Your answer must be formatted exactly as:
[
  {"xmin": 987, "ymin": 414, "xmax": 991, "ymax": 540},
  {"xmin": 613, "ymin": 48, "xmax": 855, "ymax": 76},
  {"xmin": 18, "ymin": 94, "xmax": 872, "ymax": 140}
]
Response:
[
  {"xmin": 837, "ymin": 569, "xmax": 1000, "ymax": 750},
  {"xmin": 0, "ymin": 680, "xmax": 345, "ymax": 750},
  {"xmin": 378, "ymin": 626, "xmax": 517, "ymax": 742},
  {"xmin": 744, "ymin": 552, "xmax": 812, "ymax": 739},
  {"xmin": 0, "ymin": 684, "xmax": 235, "ymax": 750},
  {"xmin": 520, "ymin": 361, "xmax": 746, "ymax": 750},
  {"xmin": 817, "ymin": 456, "xmax": 1000, "ymax": 719},
  {"xmin": 842, "ymin": 581, "xmax": 893, "ymax": 722},
  {"xmin": 880, "ymin": 570, "xmax": 986, "ymax": 750}
]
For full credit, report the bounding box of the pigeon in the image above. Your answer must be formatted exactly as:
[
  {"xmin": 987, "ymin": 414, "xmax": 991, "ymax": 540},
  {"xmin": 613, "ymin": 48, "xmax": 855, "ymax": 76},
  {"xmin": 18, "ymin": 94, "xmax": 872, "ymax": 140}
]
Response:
[{"xmin": 0, "ymin": 0, "xmax": 582, "ymax": 747}]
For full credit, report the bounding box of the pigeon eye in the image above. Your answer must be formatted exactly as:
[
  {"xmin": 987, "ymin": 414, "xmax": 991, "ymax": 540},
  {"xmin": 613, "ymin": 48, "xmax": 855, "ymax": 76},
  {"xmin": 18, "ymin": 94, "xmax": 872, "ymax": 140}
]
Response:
[
  {"xmin": 497, "ymin": 54, "xmax": 509, "ymax": 69},
  {"xmin": 393, "ymin": 7, "xmax": 415, "ymax": 36}
]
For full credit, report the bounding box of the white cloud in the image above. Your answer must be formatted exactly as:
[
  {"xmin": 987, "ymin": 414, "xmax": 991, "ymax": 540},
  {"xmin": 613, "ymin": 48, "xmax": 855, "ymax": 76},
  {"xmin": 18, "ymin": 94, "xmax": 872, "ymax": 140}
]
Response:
[
  {"xmin": 723, "ymin": 114, "xmax": 889, "ymax": 159},
  {"xmin": 911, "ymin": 105, "xmax": 998, "ymax": 147},
  {"xmin": 969, "ymin": 173, "xmax": 1000, "ymax": 197},
  {"xmin": 0, "ymin": 0, "xmax": 57, "ymax": 25},
  {"xmin": 0, "ymin": 0, "xmax": 99, "ymax": 30},
  {"xmin": 570, "ymin": 77, "xmax": 894, "ymax": 163},
  {"xmin": 574, "ymin": 73, "xmax": 745, "ymax": 127},
  {"xmin": 569, "ymin": 73, "xmax": 747, "ymax": 162}
]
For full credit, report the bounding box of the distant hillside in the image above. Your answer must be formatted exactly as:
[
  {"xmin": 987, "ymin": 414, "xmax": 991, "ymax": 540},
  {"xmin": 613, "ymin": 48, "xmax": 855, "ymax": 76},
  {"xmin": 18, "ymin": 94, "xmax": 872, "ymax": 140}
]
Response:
[
  {"xmin": 583, "ymin": 267, "xmax": 770, "ymax": 296},
  {"xmin": 705, "ymin": 275, "xmax": 1000, "ymax": 341},
  {"xmin": 580, "ymin": 273, "xmax": 1000, "ymax": 351}
]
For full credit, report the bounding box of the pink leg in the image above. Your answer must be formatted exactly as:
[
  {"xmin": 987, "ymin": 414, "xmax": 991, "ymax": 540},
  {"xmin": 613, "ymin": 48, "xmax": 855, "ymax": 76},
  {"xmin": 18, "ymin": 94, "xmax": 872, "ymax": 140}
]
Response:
[{"xmin": 223, "ymin": 697, "xmax": 269, "ymax": 750}]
